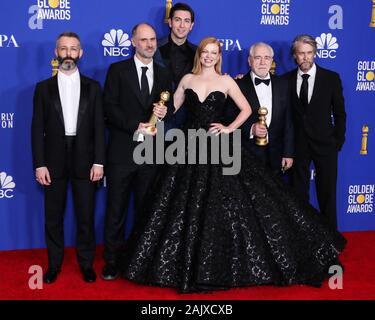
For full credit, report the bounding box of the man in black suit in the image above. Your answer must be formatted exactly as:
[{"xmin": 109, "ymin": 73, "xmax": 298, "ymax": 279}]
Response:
[
  {"xmin": 228, "ymin": 42, "xmax": 294, "ymax": 174},
  {"xmin": 154, "ymin": 2, "xmax": 196, "ymax": 88},
  {"xmin": 154, "ymin": 2, "xmax": 196, "ymax": 130},
  {"xmin": 102, "ymin": 23, "xmax": 173, "ymax": 280},
  {"xmin": 283, "ymin": 34, "xmax": 346, "ymax": 230},
  {"xmin": 32, "ymin": 32, "xmax": 105, "ymax": 284}
]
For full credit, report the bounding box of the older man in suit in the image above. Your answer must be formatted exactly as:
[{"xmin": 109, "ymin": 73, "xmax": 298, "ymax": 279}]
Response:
[
  {"xmin": 32, "ymin": 32, "xmax": 105, "ymax": 284},
  {"xmin": 102, "ymin": 23, "xmax": 173, "ymax": 280},
  {"xmin": 283, "ymin": 34, "xmax": 346, "ymax": 230},
  {"xmin": 227, "ymin": 42, "xmax": 294, "ymax": 175}
]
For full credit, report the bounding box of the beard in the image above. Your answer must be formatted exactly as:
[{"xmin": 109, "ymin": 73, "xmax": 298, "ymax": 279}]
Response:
[
  {"xmin": 57, "ymin": 55, "xmax": 79, "ymax": 71},
  {"xmin": 298, "ymin": 61, "xmax": 313, "ymax": 72}
]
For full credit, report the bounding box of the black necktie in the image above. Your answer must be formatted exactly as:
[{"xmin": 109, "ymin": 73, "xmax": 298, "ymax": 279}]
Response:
[
  {"xmin": 300, "ymin": 73, "xmax": 310, "ymax": 106},
  {"xmin": 254, "ymin": 77, "xmax": 270, "ymax": 86},
  {"xmin": 140, "ymin": 66, "xmax": 150, "ymax": 105}
]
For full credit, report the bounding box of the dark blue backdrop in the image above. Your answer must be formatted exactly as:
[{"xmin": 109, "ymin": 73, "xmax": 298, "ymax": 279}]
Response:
[{"xmin": 1, "ymin": 0, "xmax": 374, "ymax": 250}]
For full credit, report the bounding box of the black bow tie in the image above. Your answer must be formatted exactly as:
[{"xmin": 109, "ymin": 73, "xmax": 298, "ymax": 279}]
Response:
[{"xmin": 254, "ymin": 77, "xmax": 270, "ymax": 86}]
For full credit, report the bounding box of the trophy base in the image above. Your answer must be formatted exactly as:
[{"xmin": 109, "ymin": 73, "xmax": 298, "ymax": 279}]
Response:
[
  {"xmin": 370, "ymin": 21, "xmax": 375, "ymax": 27},
  {"xmin": 148, "ymin": 126, "xmax": 156, "ymax": 133},
  {"xmin": 360, "ymin": 150, "xmax": 368, "ymax": 155},
  {"xmin": 255, "ymin": 139, "xmax": 268, "ymax": 146}
]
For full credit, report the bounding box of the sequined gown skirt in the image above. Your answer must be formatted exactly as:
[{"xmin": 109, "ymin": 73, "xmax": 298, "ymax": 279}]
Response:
[{"xmin": 119, "ymin": 89, "xmax": 346, "ymax": 293}]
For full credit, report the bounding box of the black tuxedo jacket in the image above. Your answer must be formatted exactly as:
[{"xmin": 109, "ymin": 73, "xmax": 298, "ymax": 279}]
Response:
[
  {"xmin": 283, "ymin": 65, "xmax": 346, "ymax": 155},
  {"xmin": 227, "ymin": 72, "xmax": 294, "ymax": 170},
  {"xmin": 154, "ymin": 36, "xmax": 196, "ymax": 88},
  {"xmin": 31, "ymin": 74, "xmax": 105, "ymax": 179},
  {"xmin": 103, "ymin": 58, "xmax": 173, "ymax": 165}
]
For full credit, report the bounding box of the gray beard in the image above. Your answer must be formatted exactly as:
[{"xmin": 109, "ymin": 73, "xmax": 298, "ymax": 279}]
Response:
[{"xmin": 60, "ymin": 60, "xmax": 76, "ymax": 71}]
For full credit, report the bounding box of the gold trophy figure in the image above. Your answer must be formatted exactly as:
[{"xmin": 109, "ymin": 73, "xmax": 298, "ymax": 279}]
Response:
[
  {"xmin": 360, "ymin": 125, "xmax": 369, "ymax": 155},
  {"xmin": 370, "ymin": 0, "xmax": 375, "ymax": 27},
  {"xmin": 270, "ymin": 61, "xmax": 276, "ymax": 75},
  {"xmin": 148, "ymin": 91, "xmax": 170, "ymax": 132},
  {"xmin": 255, "ymin": 107, "xmax": 269, "ymax": 146},
  {"xmin": 165, "ymin": 0, "xmax": 173, "ymax": 23},
  {"xmin": 51, "ymin": 58, "xmax": 59, "ymax": 76}
]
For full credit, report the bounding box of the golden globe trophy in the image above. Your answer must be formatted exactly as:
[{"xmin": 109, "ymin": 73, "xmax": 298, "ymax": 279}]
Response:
[
  {"xmin": 360, "ymin": 125, "xmax": 369, "ymax": 155},
  {"xmin": 370, "ymin": 0, "xmax": 375, "ymax": 27},
  {"xmin": 148, "ymin": 91, "xmax": 170, "ymax": 132},
  {"xmin": 165, "ymin": 0, "xmax": 173, "ymax": 23},
  {"xmin": 51, "ymin": 58, "xmax": 59, "ymax": 76},
  {"xmin": 255, "ymin": 107, "xmax": 268, "ymax": 146},
  {"xmin": 270, "ymin": 61, "xmax": 276, "ymax": 75}
]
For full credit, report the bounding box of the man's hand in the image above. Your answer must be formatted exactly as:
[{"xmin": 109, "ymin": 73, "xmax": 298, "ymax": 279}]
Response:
[
  {"xmin": 90, "ymin": 165, "xmax": 104, "ymax": 182},
  {"xmin": 153, "ymin": 103, "xmax": 167, "ymax": 120},
  {"xmin": 137, "ymin": 122, "xmax": 157, "ymax": 136},
  {"xmin": 252, "ymin": 123, "xmax": 268, "ymax": 138},
  {"xmin": 234, "ymin": 73, "xmax": 244, "ymax": 80},
  {"xmin": 35, "ymin": 167, "xmax": 51, "ymax": 186},
  {"xmin": 281, "ymin": 158, "xmax": 293, "ymax": 172}
]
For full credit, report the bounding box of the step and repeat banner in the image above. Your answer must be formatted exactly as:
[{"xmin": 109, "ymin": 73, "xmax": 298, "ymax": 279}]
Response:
[{"xmin": 1, "ymin": 0, "xmax": 374, "ymax": 250}]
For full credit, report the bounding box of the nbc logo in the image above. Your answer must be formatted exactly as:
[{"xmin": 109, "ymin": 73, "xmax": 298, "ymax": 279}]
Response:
[
  {"xmin": 356, "ymin": 60, "xmax": 375, "ymax": 91},
  {"xmin": 0, "ymin": 172, "xmax": 16, "ymax": 199},
  {"xmin": 102, "ymin": 29, "xmax": 132, "ymax": 57},
  {"xmin": 315, "ymin": 33, "xmax": 339, "ymax": 59}
]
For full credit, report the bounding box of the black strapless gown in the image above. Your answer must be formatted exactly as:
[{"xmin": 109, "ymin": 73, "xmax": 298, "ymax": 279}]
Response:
[{"xmin": 120, "ymin": 89, "xmax": 346, "ymax": 293}]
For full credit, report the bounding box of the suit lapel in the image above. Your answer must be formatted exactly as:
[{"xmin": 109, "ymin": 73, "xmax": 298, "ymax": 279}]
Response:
[
  {"xmin": 49, "ymin": 76, "xmax": 65, "ymax": 129},
  {"xmin": 291, "ymin": 69, "xmax": 305, "ymax": 113},
  {"xmin": 243, "ymin": 72, "xmax": 261, "ymax": 112},
  {"xmin": 127, "ymin": 59, "xmax": 145, "ymax": 107},
  {"xmin": 76, "ymin": 75, "xmax": 89, "ymax": 133},
  {"xmin": 269, "ymin": 75, "xmax": 279, "ymax": 129},
  {"xmin": 309, "ymin": 65, "xmax": 322, "ymax": 106},
  {"xmin": 148, "ymin": 62, "xmax": 160, "ymax": 107}
]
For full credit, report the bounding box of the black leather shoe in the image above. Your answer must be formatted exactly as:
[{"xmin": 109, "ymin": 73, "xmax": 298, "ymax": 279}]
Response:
[
  {"xmin": 43, "ymin": 268, "xmax": 60, "ymax": 284},
  {"xmin": 101, "ymin": 264, "xmax": 119, "ymax": 280},
  {"xmin": 81, "ymin": 267, "xmax": 96, "ymax": 283}
]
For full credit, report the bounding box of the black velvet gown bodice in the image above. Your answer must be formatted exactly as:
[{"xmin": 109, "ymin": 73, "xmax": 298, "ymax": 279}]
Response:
[
  {"xmin": 120, "ymin": 89, "xmax": 346, "ymax": 293},
  {"xmin": 183, "ymin": 88, "xmax": 227, "ymax": 130}
]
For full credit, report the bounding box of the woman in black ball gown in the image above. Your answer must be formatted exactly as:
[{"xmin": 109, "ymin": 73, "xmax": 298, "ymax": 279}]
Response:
[{"xmin": 119, "ymin": 37, "xmax": 346, "ymax": 293}]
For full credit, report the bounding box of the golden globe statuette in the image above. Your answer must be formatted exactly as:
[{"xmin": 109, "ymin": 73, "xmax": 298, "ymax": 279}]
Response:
[
  {"xmin": 360, "ymin": 125, "xmax": 369, "ymax": 155},
  {"xmin": 148, "ymin": 91, "xmax": 170, "ymax": 132},
  {"xmin": 51, "ymin": 58, "xmax": 59, "ymax": 76},
  {"xmin": 165, "ymin": 0, "xmax": 173, "ymax": 23},
  {"xmin": 255, "ymin": 107, "xmax": 268, "ymax": 146},
  {"xmin": 270, "ymin": 61, "xmax": 276, "ymax": 75},
  {"xmin": 370, "ymin": 0, "xmax": 375, "ymax": 27}
]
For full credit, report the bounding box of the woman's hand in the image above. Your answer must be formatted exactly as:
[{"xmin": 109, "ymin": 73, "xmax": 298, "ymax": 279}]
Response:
[{"xmin": 209, "ymin": 123, "xmax": 234, "ymax": 135}]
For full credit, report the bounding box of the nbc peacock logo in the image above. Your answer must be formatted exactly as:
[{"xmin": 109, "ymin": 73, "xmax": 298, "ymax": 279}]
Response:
[
  {"xmin": 102, "ymin": 29, "xmax": 132, "ymax": 57},
  {"xmin": 315, "ymin": 33, "xmax": 339, "ymax": 59},
  {"xmin": 0, "ymin": 172, "xmax": 16, "ymax": 199}
]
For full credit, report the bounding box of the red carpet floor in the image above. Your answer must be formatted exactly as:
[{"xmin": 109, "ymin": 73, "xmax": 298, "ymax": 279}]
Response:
[{"xmin": 1, "ymin": 231, "xmax": 374, "ymax": 300}]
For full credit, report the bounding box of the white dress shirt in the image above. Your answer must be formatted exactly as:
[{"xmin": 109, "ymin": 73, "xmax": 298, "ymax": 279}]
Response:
[
  {"xmin": 297, "ymin": 63, "xmax": 316, "ymax": 104},
  {"xmin": 134, "ymin": 55, "xmax": 154, "ymax": 93},
  {"xmin": 251, "ymin": 71, "xmax": 273, "ymax": 127},
  {"xmin": 58, "ymin": 69, "xmax": 80, "ymax": 136},
  {"xmin": 250, "ymin": 72, "xmax": 272, "ymax": 140}
]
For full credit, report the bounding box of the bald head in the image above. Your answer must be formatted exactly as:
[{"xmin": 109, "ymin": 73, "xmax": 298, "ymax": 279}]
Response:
[{"xmin": 131, "ymin": 23, "xmax": 157, "ymax": 64}]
